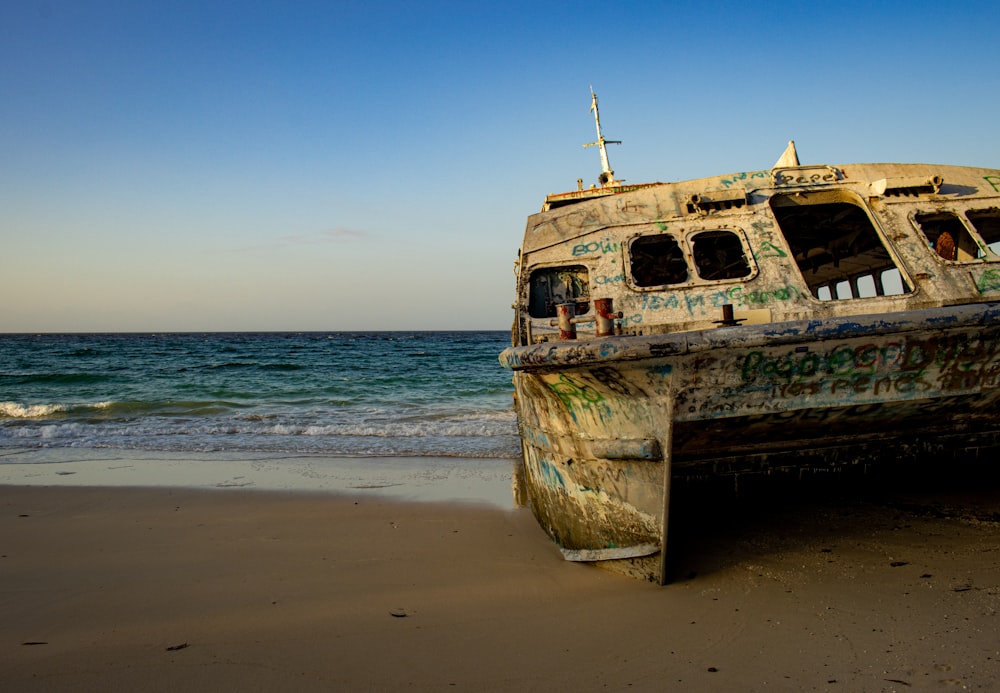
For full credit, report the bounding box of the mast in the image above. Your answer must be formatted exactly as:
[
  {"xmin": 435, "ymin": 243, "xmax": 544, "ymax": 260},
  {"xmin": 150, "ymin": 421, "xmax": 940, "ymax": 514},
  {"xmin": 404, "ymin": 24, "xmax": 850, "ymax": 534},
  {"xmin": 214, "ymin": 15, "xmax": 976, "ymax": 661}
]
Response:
[{"xmin": 583, "ymin": 87, "xmax": 621, "ymax": 187}]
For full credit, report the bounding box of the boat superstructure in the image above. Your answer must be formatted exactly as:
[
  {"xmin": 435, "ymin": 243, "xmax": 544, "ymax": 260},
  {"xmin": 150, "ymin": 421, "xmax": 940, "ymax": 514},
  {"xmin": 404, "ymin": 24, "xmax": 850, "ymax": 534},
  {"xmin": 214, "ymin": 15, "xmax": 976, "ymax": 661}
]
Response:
[{"xmin": 500, "ymin": 92, "xmax": 1000, "ymax": 583}]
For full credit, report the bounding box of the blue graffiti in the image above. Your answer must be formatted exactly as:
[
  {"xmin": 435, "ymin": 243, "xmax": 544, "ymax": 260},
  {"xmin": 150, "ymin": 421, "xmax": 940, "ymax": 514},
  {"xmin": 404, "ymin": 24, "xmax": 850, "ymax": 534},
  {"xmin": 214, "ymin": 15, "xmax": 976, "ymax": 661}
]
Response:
[{"xmin": 720, "ymin": 170, "xmax": 768, "ymax": 188}]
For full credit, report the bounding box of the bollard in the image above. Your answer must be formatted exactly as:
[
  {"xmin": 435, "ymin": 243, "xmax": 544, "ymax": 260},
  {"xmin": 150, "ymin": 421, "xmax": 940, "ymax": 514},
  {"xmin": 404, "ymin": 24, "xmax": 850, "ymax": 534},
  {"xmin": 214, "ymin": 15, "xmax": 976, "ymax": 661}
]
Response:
[
  {"xmin": 556, "ymin": 303, "xmax": 577, "ymax": 340},
  {"xmin": 713, "ymin": 303, "xmax": 746, "ymax": 327},
  {"xmin": 594, "ymin": 298, "xmax": 623, "ymax": 337}
]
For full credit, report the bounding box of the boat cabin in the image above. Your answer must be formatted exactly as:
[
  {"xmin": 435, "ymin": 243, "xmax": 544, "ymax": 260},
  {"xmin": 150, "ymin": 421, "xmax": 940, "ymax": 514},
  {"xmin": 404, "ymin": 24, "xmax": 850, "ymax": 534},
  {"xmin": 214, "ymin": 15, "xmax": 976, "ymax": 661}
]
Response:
[{"xmin": 513, "ymin": 159, "xmax": 1000, "ymax": 346}]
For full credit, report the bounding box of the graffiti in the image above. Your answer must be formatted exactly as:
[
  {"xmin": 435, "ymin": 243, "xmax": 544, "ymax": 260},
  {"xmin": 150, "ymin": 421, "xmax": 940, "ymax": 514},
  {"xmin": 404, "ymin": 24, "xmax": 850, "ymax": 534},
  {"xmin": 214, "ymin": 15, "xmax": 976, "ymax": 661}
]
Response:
[
  {"xmin": 599, "ymin": 342, "xmax": 623, "ymax": 358},
  {"xmin": 645, "ymin": 290, "xmax": 726, "ymax": 317},
  {"xmin": 773, "ymin": 171, "xmax": 839, "ymax": 186},
  {"xmin": 741, "ymin": 335, "xmax": 1000, "ymax": 395},
  {"xmin": 523, "ymin": 426, "xmax": 551, "ymax": 451},
  {"xmin": 755, "ymin": 240, "xmax": 788, "ymax": 259},
  {"xmin": 536, "ymin": 457, "xmax": 565, "ymax": 490},
  {"xmin": 546, "ymin": 374, "xmax": 604, "ymax": 412},
  {"xmin": 685, "ymin": 293, "xmax": 705, "ymax": 316},
  {"xmin": 640, "ymin": 293, "xmax": 680, "ymax": 311},
  {"xmin": 732, "ymin": 284, "xmax": 803, "ymax": 306},
  {"xmin": 775, "ymin": 373, "xmax": 932, "ymax": 399},
  {"xmin": 578, "ymin": 464, "xmax": 630, "ymax": 501},
  {"xmin": 939, "ymin": 362, "xmax": 1000, "ymax": 391},
  {"xmin": 595, "ymin": 273, "xmax": 626, "ymax": 285},
  {"xmin": 637, "ymin": 284, "xmax": 803, "ymax": 318},
  {"xmin": 572, "ymin": 238, "xmax": 621, "ymax": 257},
  {"xmin": 590, "ymin": 367, "xmax": 645, "ymax": 398},
  {"xmin": 976, "ymin": 268, "xmax": 1000, "ymax": 293},
  {"xmin": 743, "ymin": 342, "xmax": 903, "ymax": 383},
  {"xmin": 542, "ymin": 209, "xmax": 604, "ymax": 234},
  {"xmin": 770, "ymin": 401, "xmax": 886, "ymax": 424},
  {"xmin": 500, "ymin": 349, "xmax": 553, "ymax": 369},
  {"xmin": 719, "ymin": 171, "xmax": 768, "ymax": 188},
  {"xmin": 615, "ymin": 198, "xmax": 649, "ymax": 215},
  {"xmin": 985, "ymin": 175, "xmax": 1000, "ymax": 193}
]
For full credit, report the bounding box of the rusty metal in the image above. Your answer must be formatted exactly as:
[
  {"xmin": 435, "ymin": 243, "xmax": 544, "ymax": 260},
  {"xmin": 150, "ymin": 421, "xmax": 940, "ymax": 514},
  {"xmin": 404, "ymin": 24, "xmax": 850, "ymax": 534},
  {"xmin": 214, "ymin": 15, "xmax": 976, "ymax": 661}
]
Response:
[
  {"xmin": 594, "ymin": 297, "xmax": 623, "ymax": 337},
  {"xmin": 713, "ymin": 304, "xmax": 744, "ymax": 327},
  {"xmin": 555, "ymin": 303, "xmax": 576, "ymax": 340}
]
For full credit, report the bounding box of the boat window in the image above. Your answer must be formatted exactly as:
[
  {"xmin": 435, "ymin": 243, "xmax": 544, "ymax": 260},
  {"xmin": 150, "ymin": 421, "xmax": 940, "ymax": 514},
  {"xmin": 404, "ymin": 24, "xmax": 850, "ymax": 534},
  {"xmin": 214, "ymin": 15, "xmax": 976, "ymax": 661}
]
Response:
[
  {"xmin": 691, "ymin": 230, "xmax": 752, "ymax": 280},
  {"xmin": 527, "ymin": 265, "xmax": 590, "ymax": 318},
  {"xmin": 817, "ymin": 268, "xmax": 906, "ymax": 301},
  {"xmin": 769, "ymin": 193, "xmax": 911, "ymax": 300},
  {"xmin": 967, "ymin": 208, "xmax": 1000, "ymax": 256},
  {"xmin": 914, "ymin": 211, "xmax": 981, "ymax": 262},
  {"xmin": 770, "ymin": 193, "xmax": 911, "ymax": 300},
  {"xmin": 629, "ymin": 234, "xmax": 688, "ymax": 287}
]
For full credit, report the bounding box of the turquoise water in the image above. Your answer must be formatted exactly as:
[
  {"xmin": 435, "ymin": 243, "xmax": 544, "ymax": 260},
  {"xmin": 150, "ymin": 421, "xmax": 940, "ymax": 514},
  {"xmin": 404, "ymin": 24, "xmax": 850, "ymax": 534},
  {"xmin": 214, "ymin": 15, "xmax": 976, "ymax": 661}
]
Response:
[{"xmin": 0, "ymin": 332, "xmax": 518, "ymax": 459}]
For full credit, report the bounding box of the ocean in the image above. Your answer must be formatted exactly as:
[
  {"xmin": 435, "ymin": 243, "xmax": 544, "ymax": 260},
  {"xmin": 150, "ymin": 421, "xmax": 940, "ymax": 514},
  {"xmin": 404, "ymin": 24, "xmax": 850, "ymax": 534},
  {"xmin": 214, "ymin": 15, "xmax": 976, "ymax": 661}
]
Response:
[{"xmin": 0, "ymin": 331, "xmax": 519, "ymax": 460}]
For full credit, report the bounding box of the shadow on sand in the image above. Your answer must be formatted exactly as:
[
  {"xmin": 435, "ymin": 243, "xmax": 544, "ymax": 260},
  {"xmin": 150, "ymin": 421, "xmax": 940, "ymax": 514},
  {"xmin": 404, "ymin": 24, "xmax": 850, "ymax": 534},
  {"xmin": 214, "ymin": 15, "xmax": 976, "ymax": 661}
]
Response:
[{"xmin": 665, "ymin": 461, "xmax": 1000, "ymax": 582}]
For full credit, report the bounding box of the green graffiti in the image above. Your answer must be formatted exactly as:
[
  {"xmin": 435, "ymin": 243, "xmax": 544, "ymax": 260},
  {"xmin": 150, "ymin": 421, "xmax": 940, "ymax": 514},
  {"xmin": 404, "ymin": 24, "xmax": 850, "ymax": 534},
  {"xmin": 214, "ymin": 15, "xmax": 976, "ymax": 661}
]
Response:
[
  {"xmin": 756, "ymin": 240, "xmax": 788, "ymax": 259},
  {"xmin": 977, "ymin": 268, "xmax": 1000, "ymax": 293},
  {"xmin": 548, "ymin": 374, "xmax": 604, "ymax": 408}
]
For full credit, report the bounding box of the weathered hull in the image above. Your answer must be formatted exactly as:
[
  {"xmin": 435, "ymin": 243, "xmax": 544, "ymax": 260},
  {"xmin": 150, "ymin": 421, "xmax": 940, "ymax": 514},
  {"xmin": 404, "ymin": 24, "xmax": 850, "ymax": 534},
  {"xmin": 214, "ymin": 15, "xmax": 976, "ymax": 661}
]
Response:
[{"xmin": 500, "ymin": 302, "xmax": 1000, "ymax": 582}]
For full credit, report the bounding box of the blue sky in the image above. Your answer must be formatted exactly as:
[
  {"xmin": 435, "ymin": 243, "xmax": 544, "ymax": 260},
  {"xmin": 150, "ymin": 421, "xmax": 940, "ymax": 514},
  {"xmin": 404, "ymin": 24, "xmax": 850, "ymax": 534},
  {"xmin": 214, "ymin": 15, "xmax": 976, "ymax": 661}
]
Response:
[{"xmin": 2, "ymin": 1, "xmax": 998, "ymax": 332}]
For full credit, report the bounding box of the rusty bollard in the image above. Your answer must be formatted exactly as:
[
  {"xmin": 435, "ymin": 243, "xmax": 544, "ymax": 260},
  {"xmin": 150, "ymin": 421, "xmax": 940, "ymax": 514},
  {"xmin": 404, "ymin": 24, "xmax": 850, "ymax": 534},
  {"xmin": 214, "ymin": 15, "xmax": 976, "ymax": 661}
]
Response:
[
  {"xmin": 594, "ymin": 298, "xmax": 623, "ymax": 337},
  {"xmin": 714, "ymin": 304, "xmax": 746, "ymax": 327},
  {"xmin": 556, "ymin": 303, "xmax": 577, "ymax": 340}
]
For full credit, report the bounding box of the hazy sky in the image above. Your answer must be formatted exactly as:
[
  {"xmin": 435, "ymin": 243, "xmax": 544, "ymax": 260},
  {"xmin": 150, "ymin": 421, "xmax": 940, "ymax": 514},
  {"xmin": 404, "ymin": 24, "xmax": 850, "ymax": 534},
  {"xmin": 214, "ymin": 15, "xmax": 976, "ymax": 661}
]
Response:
[{"xmin": 3, "ymin": 1, "xmax": 998, "ymax": 332}]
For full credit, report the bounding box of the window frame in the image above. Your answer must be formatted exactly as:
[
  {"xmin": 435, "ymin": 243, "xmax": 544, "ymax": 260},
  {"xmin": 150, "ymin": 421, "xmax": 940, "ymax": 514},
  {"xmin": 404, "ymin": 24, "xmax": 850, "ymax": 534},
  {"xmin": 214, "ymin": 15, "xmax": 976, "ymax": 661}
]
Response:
[
  {"xmin": 625, "ymin": 224, "xmax": 758, "ymax": 292},
  {"xmin": 966, "ymin": 207, "xmax": 1000, "ymax": 258},
  {"xmin": 525, "ymin": 263, "xmax": 592, "ymax": 319},
  {"xmin": 911, "ymin": 209, "xmax": 989, "ymax": 263},
  {"xmin": 769, "ymin": 189, "xmax": 912, "ymax": 302}
]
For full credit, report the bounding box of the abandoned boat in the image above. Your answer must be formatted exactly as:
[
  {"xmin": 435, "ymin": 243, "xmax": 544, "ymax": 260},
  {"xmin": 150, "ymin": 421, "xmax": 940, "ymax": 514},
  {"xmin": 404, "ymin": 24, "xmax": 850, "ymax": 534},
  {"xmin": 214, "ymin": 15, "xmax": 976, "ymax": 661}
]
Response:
[{"xmin": 499, "ymin": 91, "xmax": 1000, "ymax": 583}]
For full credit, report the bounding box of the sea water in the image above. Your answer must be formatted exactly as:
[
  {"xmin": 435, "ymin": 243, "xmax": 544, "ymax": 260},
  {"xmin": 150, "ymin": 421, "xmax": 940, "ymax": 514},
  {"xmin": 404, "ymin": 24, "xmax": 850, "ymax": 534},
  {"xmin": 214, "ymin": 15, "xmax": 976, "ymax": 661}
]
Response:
[{"xmin": 0, "ymin": 332, "xmax": 519, "ymax": 460}]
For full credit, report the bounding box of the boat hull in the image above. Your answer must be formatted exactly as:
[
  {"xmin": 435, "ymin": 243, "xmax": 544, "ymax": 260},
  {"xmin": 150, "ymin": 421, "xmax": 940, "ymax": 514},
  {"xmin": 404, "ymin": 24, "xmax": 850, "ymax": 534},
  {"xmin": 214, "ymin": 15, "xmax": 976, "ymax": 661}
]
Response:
[{"xmin": 501, "ymin": 302, "xmax": 1000, "ymax": 582}]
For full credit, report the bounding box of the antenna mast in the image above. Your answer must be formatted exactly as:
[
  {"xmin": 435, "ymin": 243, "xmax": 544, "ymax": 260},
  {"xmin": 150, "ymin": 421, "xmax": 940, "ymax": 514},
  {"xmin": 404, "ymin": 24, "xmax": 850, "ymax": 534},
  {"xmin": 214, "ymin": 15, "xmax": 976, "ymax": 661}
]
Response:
[{"xmin": 583, "ymin": 87, "xmax": 621, "ymax": 187}]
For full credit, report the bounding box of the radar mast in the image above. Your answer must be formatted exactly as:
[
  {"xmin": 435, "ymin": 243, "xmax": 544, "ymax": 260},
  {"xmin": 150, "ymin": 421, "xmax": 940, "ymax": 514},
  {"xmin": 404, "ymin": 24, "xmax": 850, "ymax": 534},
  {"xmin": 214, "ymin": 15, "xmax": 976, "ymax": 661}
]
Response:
[{"xmin": 583, "ymin": 87, "xmax": 622, "ymax": 187}]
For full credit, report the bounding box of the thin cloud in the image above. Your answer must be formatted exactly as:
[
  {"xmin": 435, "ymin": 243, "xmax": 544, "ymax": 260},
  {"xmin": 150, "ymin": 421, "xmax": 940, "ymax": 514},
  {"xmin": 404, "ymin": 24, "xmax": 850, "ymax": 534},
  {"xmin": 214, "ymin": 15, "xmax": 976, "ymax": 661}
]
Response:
[
  {"xmin": 322, "ymin": 227, "xmax": 368, "ymax": 240},
  {"xmin": 235, "ymin": 227, "xmax": 372, "ymax": 252},
  {"xmin": 279, "ymin": 227, "xmax": 370, "ymax": 246}
]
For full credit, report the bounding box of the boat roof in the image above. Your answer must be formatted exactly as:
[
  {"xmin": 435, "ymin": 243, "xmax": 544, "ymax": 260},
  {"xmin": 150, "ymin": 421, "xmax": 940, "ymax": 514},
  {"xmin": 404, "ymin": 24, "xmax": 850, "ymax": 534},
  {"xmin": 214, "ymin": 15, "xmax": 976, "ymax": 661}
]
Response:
[{"xmin": 540, "ymin": 159, "xmax": 1000, "ymax": 213}]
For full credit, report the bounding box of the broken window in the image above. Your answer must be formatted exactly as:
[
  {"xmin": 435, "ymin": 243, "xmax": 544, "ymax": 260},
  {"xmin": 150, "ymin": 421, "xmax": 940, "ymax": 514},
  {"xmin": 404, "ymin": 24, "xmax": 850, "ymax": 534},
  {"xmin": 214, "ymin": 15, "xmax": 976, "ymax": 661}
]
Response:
[
  {"xmin": 691, "ymin": 230, "xmax": 752, "ymax": 280},
  {"xmin": 769, "ymin": 193, "xmax": 911, "ymax": 300},
  {"xmin": 629, "ymin": 234, "xmax": 688, "ymax": 287},
  {"xmin": 967, "ymin": 208, "xmax": 1000, "ymax": 256},
  {"xmin": 528, "ymin": 265, "xmax": 590, "ymax": 318},
  {"xmin": 914, "ymin": 211, "xmax": 981, "ymax": 262},
  {"xmin": 817, "ymin": 269, "xmax": 905, "ymax": 300}
]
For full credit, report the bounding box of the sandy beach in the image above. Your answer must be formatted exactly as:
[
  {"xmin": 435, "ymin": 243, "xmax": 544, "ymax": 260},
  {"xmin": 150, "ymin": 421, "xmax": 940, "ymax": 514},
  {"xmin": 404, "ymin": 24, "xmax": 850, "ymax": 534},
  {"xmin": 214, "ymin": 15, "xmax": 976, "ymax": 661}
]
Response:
[{"xmin": 2, "ymin": 456, "xmax": 999, "ymax": 691}]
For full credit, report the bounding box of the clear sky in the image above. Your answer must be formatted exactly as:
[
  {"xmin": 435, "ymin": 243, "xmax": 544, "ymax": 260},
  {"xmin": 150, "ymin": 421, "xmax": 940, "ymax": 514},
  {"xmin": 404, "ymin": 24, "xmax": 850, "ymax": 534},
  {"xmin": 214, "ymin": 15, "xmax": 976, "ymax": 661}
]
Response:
[{"xmin": 3, "ymin": 1, "xmax": 998, "ymax": 332}]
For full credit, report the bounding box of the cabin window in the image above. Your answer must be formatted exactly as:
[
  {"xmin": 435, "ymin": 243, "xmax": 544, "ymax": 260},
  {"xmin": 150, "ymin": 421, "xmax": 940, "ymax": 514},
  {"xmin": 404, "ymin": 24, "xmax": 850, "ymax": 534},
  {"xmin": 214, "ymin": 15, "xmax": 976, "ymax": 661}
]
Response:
[
  {"xmin": 914, "ymin": 211, "xmax": 981, "ymax": 262},
  {"xmin": 691, "ymin": 230, "xmax": 752, "ymax": 280},
  {"xmin": 967, "ymin": 208, "xmax": 1000, "ymax": 256},
  {"xmin": 629, "ymin": 234, "xmax": 688, "ymax": 287},
  {"xmin": 528, "ymin": 265, "xmax": 590, "ymax": 318},
  {"xmin": 769, "ymin": 193, "xmax": 911, "ymax": 300},
  {"xmin": 816, "ymin": 269, "xmax": 906, "ymax": 300}
]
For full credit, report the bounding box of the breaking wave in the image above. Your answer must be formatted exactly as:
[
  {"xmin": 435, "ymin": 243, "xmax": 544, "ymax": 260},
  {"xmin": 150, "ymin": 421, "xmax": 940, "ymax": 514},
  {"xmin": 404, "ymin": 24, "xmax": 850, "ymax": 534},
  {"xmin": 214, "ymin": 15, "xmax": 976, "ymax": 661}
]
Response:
[{"xmin": 0, "ymin": 331, "xmax": 519, "ymax": 459}]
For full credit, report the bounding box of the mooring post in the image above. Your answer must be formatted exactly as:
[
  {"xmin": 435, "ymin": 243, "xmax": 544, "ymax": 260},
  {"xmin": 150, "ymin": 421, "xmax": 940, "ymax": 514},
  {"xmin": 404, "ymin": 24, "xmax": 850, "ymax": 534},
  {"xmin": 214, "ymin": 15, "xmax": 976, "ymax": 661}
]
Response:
[
  {"xmin": 556, "ymin": 303, "xmax": 577, "ymax": 340},
  {"xmin": 594, "ymin": 297, "xmax": 623, "ymax": 337}
]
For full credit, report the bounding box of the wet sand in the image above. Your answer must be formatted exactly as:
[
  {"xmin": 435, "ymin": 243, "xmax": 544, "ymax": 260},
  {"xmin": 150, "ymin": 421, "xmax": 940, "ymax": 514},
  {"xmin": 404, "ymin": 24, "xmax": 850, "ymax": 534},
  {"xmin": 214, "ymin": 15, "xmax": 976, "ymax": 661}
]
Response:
[{"xmin": 1, "ymin": 458, "xmax": 999, "ymax": 691}]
